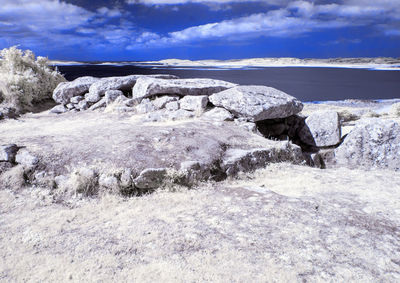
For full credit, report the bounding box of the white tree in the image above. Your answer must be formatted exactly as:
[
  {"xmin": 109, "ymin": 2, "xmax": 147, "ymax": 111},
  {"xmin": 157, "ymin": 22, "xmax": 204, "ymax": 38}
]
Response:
[{"xmin": 0, "ymin": 46, "xmax": 66, "ymax": 111}]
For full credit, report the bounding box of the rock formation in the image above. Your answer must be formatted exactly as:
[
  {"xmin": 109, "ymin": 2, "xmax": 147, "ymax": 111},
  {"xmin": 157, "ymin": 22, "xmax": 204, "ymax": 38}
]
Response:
[
  {"xmin": 209, "ymin": 85, "xmax": 303, "ymax": 121},
  {"xmin": 335, "ymin": 118, "xmax": 400, "ymax": 170}
]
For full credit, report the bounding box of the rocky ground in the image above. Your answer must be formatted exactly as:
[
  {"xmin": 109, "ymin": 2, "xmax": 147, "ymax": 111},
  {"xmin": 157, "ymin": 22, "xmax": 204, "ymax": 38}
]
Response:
[{"xmin": 1, "ymin": 74, "xmax": 400, "ymax": 281}]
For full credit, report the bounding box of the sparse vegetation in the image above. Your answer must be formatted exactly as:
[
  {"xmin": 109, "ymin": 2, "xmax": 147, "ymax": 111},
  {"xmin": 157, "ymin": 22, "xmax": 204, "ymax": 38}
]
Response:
[
  {"xmin": 390, "ymin": 102, "xmax": 400, "ymax": 117},
  {"xmin": 0, "ymin": 165, "xmax": 26, "ymax": 191},
  {"xmin": 0, "ymin": 46, "xmax": 65, "ymax": 111}
]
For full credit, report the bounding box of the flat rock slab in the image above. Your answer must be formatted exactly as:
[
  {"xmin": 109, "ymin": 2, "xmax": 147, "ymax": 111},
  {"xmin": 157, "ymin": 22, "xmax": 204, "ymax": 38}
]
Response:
[
  {"xmin": 0, "ymin": 111, "xmax": 289, "ymax": 176},
  {"xmin": 89, "ymin": 74, "xmax": 178, "ymax": 97},
  {"xmin": 209, "ymin": 85, "xmax": 303, "ymax": 121},
  {"xmin": 299, "ymin": 110, "xmax": 341, "ymax": 147},
  {"xmin": 53, "ymin": 76, "xmax": 100, "ymax": 105},
  {"xmin": 132, "ymin": 77, "xmax": 237, "ymax": 102},
  {"xmin": 335, "ymin": 118, "xmax": 400, "ymax": 170}
]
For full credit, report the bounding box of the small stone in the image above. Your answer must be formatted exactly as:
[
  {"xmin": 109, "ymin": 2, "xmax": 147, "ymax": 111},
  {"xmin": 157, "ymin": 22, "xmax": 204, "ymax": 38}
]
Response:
[
  {"xmin": 66, "ymin": 103, "xmax": 75, "ymax": 110},
  {"xmin": 167, "ymin": 109, "xmax": 195, "ymax": 121},
  {"xmin": 54, "ymin": 175, "xmax": 69, "ymax": 188},
  {"xmin": 179, "ymin": 95, "xmax": 208, "ymax": 113},
  {"xmin": 135, "ymin": 99, "xmax": 156, "ymax": 114},
  {"xmin": 105, "ymin": 90, "xmax": 124, "ymax": 105},
  {"xmin": 120, "ymin": 168, "xmax": 134, "ymax": 188},
  {"xmin": 144, "ymin": 110, "xmax": 166, "ymax": 122},
  {"xmin": 77, "ymin": 100, "xmax": 90, "ymax": 111},
  {"xmin": 202, "ymin": 107, "xmax": 234, "ymax": 121},
  {"xmin": 70, "ymin": 96, "xmax": 84, "ymax": 104},
  {"xmin": 85, "ymin": 92, "xmax": 102, "ymax": 104},
  {"xmin": 153, "ymin": 95, "xmax": 180, "ymax": 109},
  {"xmin": 89, "ymin": 97, "xmax": 107, "ymax": 110},
  {"xmin": 15, "ymin": 149, "xmax": 39, "ymax": 166},
  {"xmin": 165, "ymin": 101, "xmax": 180, "ymax": 111},
  {"xmin": 0, "ymin": 144, "xmax": 19, "ymax": 163},
  {"xmin": 99, "ymin": 174, "xmax": 119, "ymax": 190},
  {"xmin": 50, "ymin": 105, "xmax": 67, "ymax": 114},
  {"xmin": 133, "ymin": 168, "xmax": 167, "ymax": 190}
]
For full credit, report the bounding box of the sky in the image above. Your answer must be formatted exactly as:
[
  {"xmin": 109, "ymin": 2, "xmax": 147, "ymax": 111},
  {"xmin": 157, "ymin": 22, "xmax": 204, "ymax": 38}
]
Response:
[{"xmin": 0, "ymin": 0, "xmax": 399, "ymax": 61}]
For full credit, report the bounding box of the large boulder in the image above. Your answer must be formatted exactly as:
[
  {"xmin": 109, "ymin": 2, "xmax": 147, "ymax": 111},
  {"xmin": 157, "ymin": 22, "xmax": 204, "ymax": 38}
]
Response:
[
  {"xmin": 132, "ymin": 77, "xmax": 236, "ymax": 102},
  {"xmin": 299, "ymin": 110, "xmax": 341, "ymax": 147},
  {"xmin": 52, "ymin": 76, "xmax": 100, "ymax": 105},
  {"xmin": 335, "ymin": 118, "xmax": 400, "ymax": 170},
  {"xmin": 89, "ymin": 74, "xmax": 178, "ymax": 98},
  {"xmin": 209, "ymin": 85, "xmax": 303, "ymax": 122}
]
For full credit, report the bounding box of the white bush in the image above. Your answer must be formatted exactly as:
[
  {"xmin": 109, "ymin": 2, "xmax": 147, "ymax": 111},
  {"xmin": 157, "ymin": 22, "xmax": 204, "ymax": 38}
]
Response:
[
  {"xmin": 0, "ymin": 46, "xmax": 66, "ymax": 111},
  {"xmin": 390, "ymin": 102, "xmax": 400, "ymax": 117}
]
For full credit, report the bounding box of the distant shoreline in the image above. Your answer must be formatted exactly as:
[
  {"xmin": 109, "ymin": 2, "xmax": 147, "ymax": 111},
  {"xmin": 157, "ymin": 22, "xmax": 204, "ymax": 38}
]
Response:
[{"xmin": 50, "ymin": 57, "xmax": 400, "ymax": 71}]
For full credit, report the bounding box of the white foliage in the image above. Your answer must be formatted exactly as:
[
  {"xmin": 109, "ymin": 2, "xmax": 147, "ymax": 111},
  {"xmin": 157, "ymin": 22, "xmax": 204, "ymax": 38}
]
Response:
[{"xmin": 0, "ymin": 46, "xmax": 66, "ymax": 111}]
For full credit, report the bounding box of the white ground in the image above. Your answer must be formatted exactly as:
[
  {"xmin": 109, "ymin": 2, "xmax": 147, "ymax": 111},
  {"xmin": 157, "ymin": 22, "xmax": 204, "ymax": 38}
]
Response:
[
  {"xmin": 1, "ymin": 102, "xmax": 400, "ymax": 282},
  {"xmin": 1, "ymin": 163, "xmax": 400, "ymax": 282}
]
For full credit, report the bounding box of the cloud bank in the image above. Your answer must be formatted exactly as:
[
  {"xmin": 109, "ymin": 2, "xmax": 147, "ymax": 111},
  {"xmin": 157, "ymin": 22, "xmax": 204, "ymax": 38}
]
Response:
[
  {"xmin": 128, "ymin": 0, "xmax": 400, "ymax": 49},
  {"xmin": 0, "ymin": 0, "xmax": 399, "ymax": 59}
]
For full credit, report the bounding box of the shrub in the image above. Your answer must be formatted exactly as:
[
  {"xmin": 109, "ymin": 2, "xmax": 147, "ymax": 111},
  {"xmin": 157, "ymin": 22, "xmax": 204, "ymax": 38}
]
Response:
[
  {"xmin": 0, "ymin": 46, "xmax": 66, "ymax": 111},
  {"xmin": 390, "ymin": 102, "xmax": 400, "ymax": 117}
]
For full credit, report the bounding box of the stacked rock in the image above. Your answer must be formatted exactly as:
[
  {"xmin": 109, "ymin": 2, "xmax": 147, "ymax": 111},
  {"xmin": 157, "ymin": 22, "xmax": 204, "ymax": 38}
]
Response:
[
  {"xmin": 49, "ymin": 74, "xmax": 346, "ymax": 162},
  {"xmin": 50, "ymin": 74, "xmax": 178, "ymax": 113}
]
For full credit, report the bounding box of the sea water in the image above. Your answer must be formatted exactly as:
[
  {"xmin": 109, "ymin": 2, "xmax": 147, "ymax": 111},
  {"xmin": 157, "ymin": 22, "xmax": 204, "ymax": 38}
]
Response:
[{"xmin": 57, "ymin": 64, "xmax": 400, "ymax": 102}]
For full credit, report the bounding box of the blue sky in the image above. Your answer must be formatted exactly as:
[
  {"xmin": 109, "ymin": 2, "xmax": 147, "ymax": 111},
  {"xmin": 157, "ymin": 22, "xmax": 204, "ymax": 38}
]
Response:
[{"xmin": 0, "ymin": 0, "xmax": 399, "ymax": 60}]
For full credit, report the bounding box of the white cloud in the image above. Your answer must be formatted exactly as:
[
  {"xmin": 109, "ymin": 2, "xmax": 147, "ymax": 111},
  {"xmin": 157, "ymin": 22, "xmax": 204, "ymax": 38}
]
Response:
[
  {"xmin": 97, "ymin": 7, "xmax": 122, "ymax": 18},
  {"xmin": 0, "ymin": 0, "xmax": 133, "ymax": 51},
  {"xmin": 0, "ymin": 0, "xmax": 93, "ymax": 32},
  {"xmin": 128, "ymin": 0, "xmax": 400, "ymax": 49},
  {"xmin": 127, "ymin": 0, "xmax": 287, "ymax": 5}
]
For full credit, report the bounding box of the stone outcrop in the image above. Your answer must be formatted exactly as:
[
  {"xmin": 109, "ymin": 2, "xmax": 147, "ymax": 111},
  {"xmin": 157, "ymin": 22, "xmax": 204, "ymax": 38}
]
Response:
[
  {"xmin": 89, "ymin": 74, "xmax": 178, "ymax": 98},
  {"xmin": 52, "ymin": 76, "xmax": 100, "ymax": 104},
  {"xmin": 335, "ymin": 118, "xmax": 400, "ymax": 170},
  {"xmin": 221, "ymin": 142, "xmax": 304, "ymax": 176},
  {"xmin": 299, "ymin": 110, "xmax": 341, "ymax": 147},
  {"xmin": 209, "ymin": 85, "xmax": 303, "ymax": 122},
  {"xmin": 132, "ymin": 77, "xmax": 236, "ymax": 102}
]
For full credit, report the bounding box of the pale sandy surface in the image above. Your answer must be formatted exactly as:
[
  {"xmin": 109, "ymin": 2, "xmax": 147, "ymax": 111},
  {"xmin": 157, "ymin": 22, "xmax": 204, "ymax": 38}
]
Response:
[
  {"xmin": 1, "ymin": 102, "xmax": 400, "ymax": 282},
  {"xmin": 1, "ymin": 164, "xmax": 400, "ymax": 282}
]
